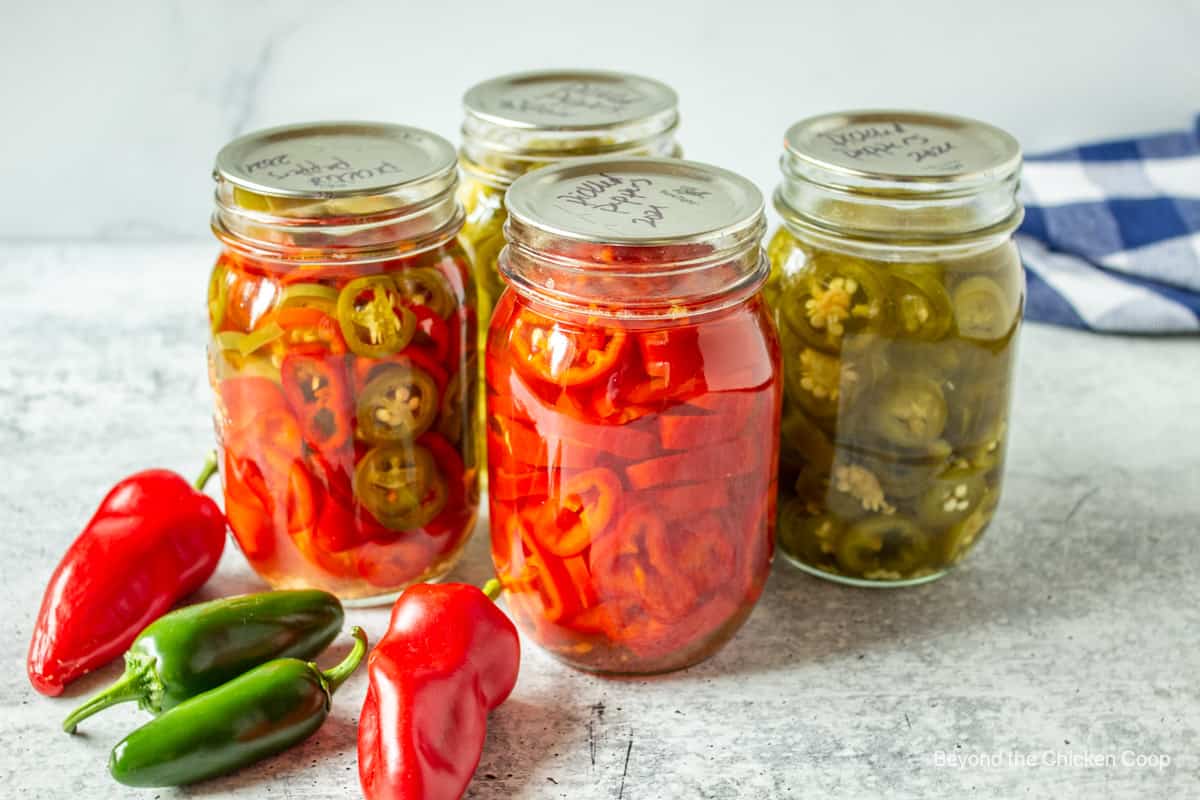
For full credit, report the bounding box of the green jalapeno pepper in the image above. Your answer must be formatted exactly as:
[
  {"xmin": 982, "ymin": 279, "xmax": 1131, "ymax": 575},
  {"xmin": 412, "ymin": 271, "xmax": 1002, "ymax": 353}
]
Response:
[
  {"xmin": 279, "ymin": 282, "xmax": 340, "ymax": 314},
  {"xmin": 393, "ymin": 267, "xmax": 454, "ymax": 319},
  {"xmin": 777, "ymin": 497, "xmax": 843, "ymax": 567},
  {"xmin": 62, "ymin": 590, "xmax": 343, "ymax": 733},
  {"xmin": 336, "ymin": 276, "xmax": 417, "ymax": 358},
  {"xmin": 953, "ymin": 276, "xmax": 1011, "ymax": 340},
  {"xmin": 354, "ymin": 444, "xmax": 447, "ymax": 530},
  {"xmin": 109, "ymin": 627, "xmax": 366, "ymax": 787},
  {"xmin": 870, "ymin": 375, "xmax": 948, "ymax": 448},
  {"xmin": 890, "ymin": 263, "xmax": 953, "ymax": 341},
  {"xmin": 917, "ymin": 465, "xmax": 989, "ymax": 529},
  {"xmin": 214, "ymin": 322, "xmax": 285, "ymax": 358},
  {"xmin": 357, "ymin": 364, "xmax": 440, "ymax": 443},
  {"xmin": 835, "ymin": 515, "xmax": 930, "ymax": 578}
]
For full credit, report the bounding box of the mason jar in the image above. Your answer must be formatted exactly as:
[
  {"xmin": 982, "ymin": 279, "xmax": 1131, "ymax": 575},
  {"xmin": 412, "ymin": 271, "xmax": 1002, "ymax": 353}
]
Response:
[
  {"xmin": 766, "ymin": 110, "xmax": 1024, "ymax": 586},
  {"xmin": 458, "ymin": 69, "xmax": 681, "ymax": 342},
  {"xmin": 486, "ymin": 157, "xmax": 782, "ymax": 673},
  {"xmin": 208, "ymin": 122, "xmax": 478, "ymax": 604}
]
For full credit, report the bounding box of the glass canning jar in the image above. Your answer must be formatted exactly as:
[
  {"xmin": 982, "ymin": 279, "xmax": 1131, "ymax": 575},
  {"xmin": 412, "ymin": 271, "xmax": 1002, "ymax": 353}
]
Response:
[
  {"xmin": 765, "ymin": 110, "xmax": 1024, "ymax": 587},
  {"xmin": 208, "ymin": 122, "xmax": 478, "ymax": 604},
  {"xmin": 486, "ymin": 157, "xmax": 782, "ymax": 673},
  {"xmin": 458, "ymin": 69, "xmax": 681, "ymax": 342}
]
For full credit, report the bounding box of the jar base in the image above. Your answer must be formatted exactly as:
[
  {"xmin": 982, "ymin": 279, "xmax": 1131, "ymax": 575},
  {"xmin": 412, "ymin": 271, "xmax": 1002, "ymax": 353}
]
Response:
[{"xmin": 779, "ymin": 550, "xmax": 950, "ymax": 588}]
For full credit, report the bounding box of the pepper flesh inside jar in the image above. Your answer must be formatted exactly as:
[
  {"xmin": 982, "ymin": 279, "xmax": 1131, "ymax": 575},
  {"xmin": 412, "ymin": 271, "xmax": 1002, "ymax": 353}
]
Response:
[
  {"xmin": 767, "ymin": 226, "xmax": 1021, "ymax": 584},
  {"xmin": 209, "ymin": 245, "xmax": 478, "ymax": 601}
]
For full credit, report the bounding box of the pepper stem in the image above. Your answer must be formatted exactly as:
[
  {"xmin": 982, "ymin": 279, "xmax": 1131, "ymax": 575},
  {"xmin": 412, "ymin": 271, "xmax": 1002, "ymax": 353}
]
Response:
[
  {"xmin": 481, "ymin": 578, "xmax": 503, "ymax": 602},
  {"xmin": 321, "ymin": 626, "xmax": 368, "ymax": 696},
  {"xmin": 62, "ymin": 668, "xmax": 145, "ymax": 734},
  {"xmin": 194, "ymin": 450, "xmax": 219, "ymax": 492}
]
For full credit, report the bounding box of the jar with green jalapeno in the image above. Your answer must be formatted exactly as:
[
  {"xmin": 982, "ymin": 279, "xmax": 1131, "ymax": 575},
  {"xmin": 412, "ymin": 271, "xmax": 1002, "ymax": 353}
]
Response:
[
  {"xmin": 457, "ymin": 70, "xmax": 682, "ymax": 350},
  {"xmin": 208, "ymin": 122, "xmax": 478, "ymax": 604},
  {"xmin": 767, "ymin": 110, "xmax": 1024, "ymax": 586}
]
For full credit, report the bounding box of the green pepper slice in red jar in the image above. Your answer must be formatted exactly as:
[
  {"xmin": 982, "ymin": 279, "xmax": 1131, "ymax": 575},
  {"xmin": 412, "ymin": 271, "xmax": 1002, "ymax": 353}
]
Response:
[
  {"xmin": 336, "ymin": 276, "xmax": 417, "ymax": 358},
  {"xmin": 392, "ymin": 267, "xmax": 455, "ymax": 319},
  {"xmin": 356, "ymin": 364, "xmax": 441, "ymax": 443},
  {"xmin": 353, "ymin": 444, "xmax": 447, "ymax": 530}
]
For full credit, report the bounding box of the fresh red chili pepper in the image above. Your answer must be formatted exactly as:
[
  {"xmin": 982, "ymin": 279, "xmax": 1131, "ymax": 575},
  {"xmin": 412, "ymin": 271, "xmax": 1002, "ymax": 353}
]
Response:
[
  {"xmin": 27, "ymin": 454, "xmax": 226, "ymax": 696},
  {"xmin": 281, "ymin": 351, "xmax": 355, "ymax": 454},
  {"xmin": 358, "ymin": 582, "xmax": 520, "ymax": 800}
]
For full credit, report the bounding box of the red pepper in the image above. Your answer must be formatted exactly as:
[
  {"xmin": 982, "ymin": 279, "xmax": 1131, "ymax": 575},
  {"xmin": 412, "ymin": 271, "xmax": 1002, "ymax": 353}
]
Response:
[
  {"xmin": 510, "ymin": 309, "xmax": 627, "ymax": 387},
  {"xmin": 358, "ymin": 582, "xmax": 520, "ymax": 800},
  {"xmin": 281, "ymin": 351, "xmax": 355, "ymax": 454},
  {"xmin": 26, "ymin": 455, "xmax": 226, "ymax": 696},
  {"xmin": 527, "ymin": 466, "xmax": 621, "ymax": 557},
  {"xmin": 408, "ymin": 304, "xmax": 450, "ymax": 364}
]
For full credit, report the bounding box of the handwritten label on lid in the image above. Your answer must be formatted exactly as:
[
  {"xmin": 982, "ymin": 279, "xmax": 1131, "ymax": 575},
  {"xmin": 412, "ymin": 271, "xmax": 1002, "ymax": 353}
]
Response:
[
  {"xmin": 788, "ymin": 112, "xmax": 1019, "ymax": 180},
  {"xmin": 217, "ymin": 123, "xmax": 456, "ymax": 197},
  {"xmin": 465, "ymin": 71, "xmax": 677, "ymax": 129},
  {"xmin": 509, "ymin": 160, "xmax": 762, "ymax": 242}
]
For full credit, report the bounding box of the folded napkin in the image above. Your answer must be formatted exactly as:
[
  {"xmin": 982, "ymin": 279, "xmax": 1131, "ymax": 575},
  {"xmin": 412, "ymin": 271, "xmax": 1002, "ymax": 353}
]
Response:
[{"xmin": 1017, "ymin": 115, "xmax": 1200, "ymax": 333}]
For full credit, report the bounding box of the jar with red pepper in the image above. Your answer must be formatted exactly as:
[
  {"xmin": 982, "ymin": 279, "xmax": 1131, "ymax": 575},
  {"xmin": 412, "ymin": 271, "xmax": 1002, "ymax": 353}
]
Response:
[
  {"xmin": 487, "ymin": 157, "xmax": 782, "ymax": 673},
  {"xmin": 208, "ymin": 122, "xmax": 478, "ymax": 603}
]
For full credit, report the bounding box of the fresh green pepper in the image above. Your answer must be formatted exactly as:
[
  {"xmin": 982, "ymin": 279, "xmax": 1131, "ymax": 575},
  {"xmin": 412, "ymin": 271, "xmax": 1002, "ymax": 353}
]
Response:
[
  {"xmin": 336, "ymin": 276, "xmax": 417, "ymax": 358},
  {"xmin": 62, "ymin": 590, "xmax": 344, "ymax": 733},
  {"xmin": 109, "ymin": 627, "xmax": 366, "ymax": 788},
  {"xmin": 357, "ymin": 364, "xmax": 440, "ymax": 443},
  {"xmin": 354, "ymin": 444, "xmax": 447, "ymax": 529}
]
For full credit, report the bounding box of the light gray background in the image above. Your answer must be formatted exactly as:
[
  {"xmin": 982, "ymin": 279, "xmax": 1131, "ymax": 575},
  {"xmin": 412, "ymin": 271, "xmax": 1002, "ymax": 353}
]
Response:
[
  {"xmin": 2, "ymin": 3, "xmax": 1199, "ymax": 799},
  {"xmin": 4, "ymin": 0, "xmax": 1200, "ymax": 239}
]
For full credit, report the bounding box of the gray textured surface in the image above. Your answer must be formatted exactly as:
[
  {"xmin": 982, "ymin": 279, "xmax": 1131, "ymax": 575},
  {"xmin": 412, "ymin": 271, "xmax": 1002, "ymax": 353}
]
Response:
[{"xmin": 1, "ymin": 243, "xmax": 1197, "ymax": 799}]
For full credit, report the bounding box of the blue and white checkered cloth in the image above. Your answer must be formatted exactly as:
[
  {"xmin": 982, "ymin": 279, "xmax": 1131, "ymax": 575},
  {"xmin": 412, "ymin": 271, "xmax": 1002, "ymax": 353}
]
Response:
[{"xmin": 1018, "ymin": 114, "xmax": 1200, "ymax": 333}]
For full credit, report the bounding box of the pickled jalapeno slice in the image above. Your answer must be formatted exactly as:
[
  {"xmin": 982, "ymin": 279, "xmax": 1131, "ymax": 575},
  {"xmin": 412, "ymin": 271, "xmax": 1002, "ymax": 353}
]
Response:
[
  {"xmin": 916, "ymin": 465, "xmax": 988, "ymax": 528},
  {"xmin": 357, "ymin": 364, "xmax": 440, "ymax": 443},
  {"xmin": 835, "ymin": 515, "xmax": 930, "ymax": 578},
  {"xmin": 871, "ymin": 376, "xmax": 948, "ymax": 448},
  {"xmin": 782, "ymin": 253, "xmax": 888, "ymax": 347},
  {"xmin": 214, "ymin": 322, "xmax": 285, "ymax": 358},
  {"xmin": 786, "ymin": 347, "xmax": 852, "ymax": 419},
  {"xmin": 511, "ymin": 310, "xmax": 627, "ymax": 387},
  {"xmin": 336, "ymin": 276, "xmax": 417, "ymax": 358},
  {"xmin": 353, "ymin": 443, "xmax": 446, "ymax": 530},
  {"xmin": 393, "ymin": 267, "xmax": 455, "ymax": 319},
  {"xmin": 437, "ymin": 371, "xmax": 464, "ymax": 443},
  {"xmin": 777, "ymin": 497, "xmax": 842, "ymax": 566},
  {"xmin": 952, "ymin": 276, "xmax": 1010, "ymax": 340},
  {"xmin": 208, "ymin": 262, "xmax": 230, "ymax": 333},
  {"xmin": 890, "ymin": 263, "xmax": 953, "ymax": 341},
  {"xmin": 279, "ymin": 282, "xmax": 340, "ymax": 314}
]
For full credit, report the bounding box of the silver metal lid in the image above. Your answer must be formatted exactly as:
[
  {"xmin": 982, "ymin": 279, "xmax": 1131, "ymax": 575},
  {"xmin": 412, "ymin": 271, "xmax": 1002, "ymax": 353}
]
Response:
[
  {"xmin": 214, "ymin": 121, "xmax": 457, "ymax": 199},
  {"xmin": 463, "ymin": 70, "xmax": 678, "ymax": 132},
  {"xmin": 506, "ymin": 157, "xmax": 763, "ymax": 245},
  {"xmin": 783, "ymin": 110, "xmax": 1021, "ymax": 194}
]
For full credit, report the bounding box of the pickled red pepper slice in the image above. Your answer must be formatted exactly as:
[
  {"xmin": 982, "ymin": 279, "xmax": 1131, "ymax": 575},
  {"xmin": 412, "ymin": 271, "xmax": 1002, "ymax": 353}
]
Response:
[
  {"xmin": 281, "ymin": 353, "xmax": 355, "ymax": 453},
  {"xmin": 625, "ymin": 435, "xmax": 760, "ymax": 490},
  {"xmin": 529, "ymin": 467, "xmax": 621, "ymax": 557},
  {"xmin": 511, "ymin": 517, "xmax": 587, "ymax": 623},
  {"xmin": 274, "ymin": 307, "xmax": 347, "ymax": 354},
  {"xmin": 511, "ymin": 310, "xmax": 627, "ymax": 386},
  {"xmin": 336, "ymin": 276, "xmax": 417, "ymax": 358}
]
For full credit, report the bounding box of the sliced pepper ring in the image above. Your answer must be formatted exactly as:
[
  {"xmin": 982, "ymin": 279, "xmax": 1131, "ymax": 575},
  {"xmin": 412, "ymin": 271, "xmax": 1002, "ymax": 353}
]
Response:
[
  {"xmin": 953, "ymin": 276, "xmax": 1012, "ymax": 341},
  {"xmin": 834, "ymin": 514, "xmax": 931, "ymax": 578},
  {"xmin": 890, "ymin": 263, "xmax": 953, "ymax": 341},
  {"xmin": 357, "ymin": 364, "xmax": 441, "ymax": 443},
  {"xmin": 531, "ymin": 466, "xmax": 621, "ymax": 557},
  {"xmin": 353, "ymin": 443, "xmax": 445, "ymax": 531},
  {"xmin": 392, "ymin": 267, "xmax": 455, "ymax": 319},
  {"xmin": 870, "ymin": 375, "xmax": 948, "ymax": 448},
  {"xmin": 511, "ymin": 310, "xmax": 627, "ymax": 387},
  {"xmin": 336, "ymin": 276, "xmax": 417, "ymax": 358}
]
